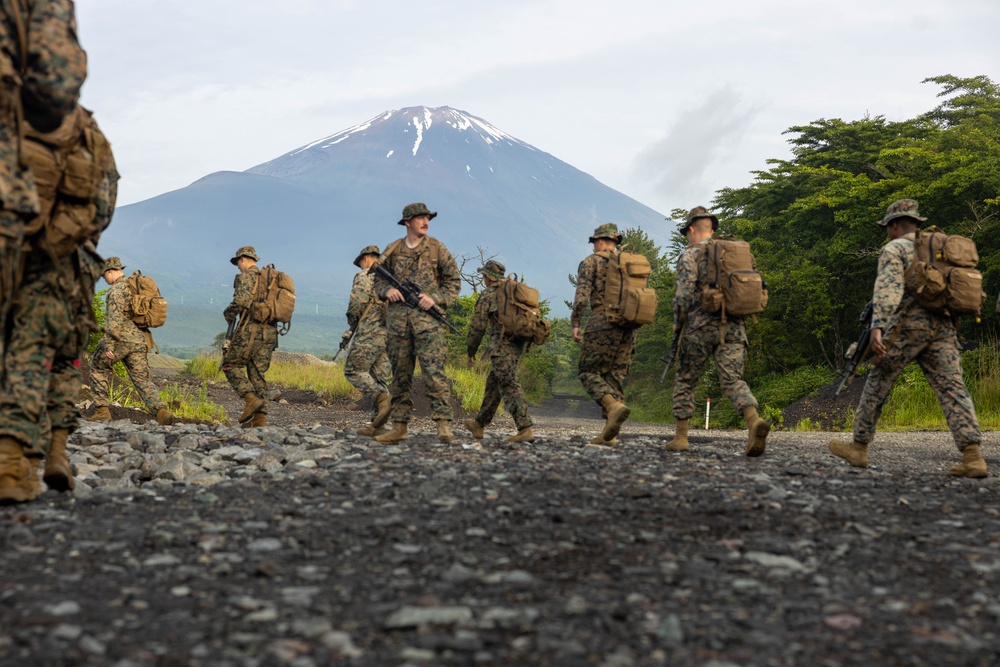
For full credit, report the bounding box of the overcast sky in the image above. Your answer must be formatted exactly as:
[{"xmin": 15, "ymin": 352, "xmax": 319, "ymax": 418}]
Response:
[{"xmin": 75, "ymin": 0, "xmax": 998, "ymax": 215}]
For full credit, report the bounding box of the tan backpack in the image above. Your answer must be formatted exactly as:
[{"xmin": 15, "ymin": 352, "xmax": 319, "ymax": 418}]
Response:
[
  {"xmin": 904, "ymin": 226, "xmax": 985, "ymax": 317},
  {"xmin": 22, "ymin": 105, "xmax": 116, "ymax": 256},
  {"xmin": 699, "ymin": 237, "xmax": 768, "ymax": 320},
  {"xmin": 126, "ymin": 270, "xmax": 168, "ymax": 329},
  {"xmin": 495, "ymin": 274, "xmax": 551, "ymax": 345},
  {"xmin": 599, "ymin": 250, "xmax": 657, "ymax": 327},
  {"xmin": 251, "ymin": 264, "xmax": 296, "ymax": 333}
]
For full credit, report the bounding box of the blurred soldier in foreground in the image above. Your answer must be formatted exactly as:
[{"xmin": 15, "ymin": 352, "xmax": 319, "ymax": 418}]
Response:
[
  {"xmin": 0, "ymin": 1, "xmax": 90, "ymax": 503},
  {"xmin": 829, "ymin": 199, "xmax": 987, "ymax": 477},
  {"xmin": 88, "ymin": 257, "xmax": 174, "ymax": 426},
  {"xmin": 222, "ymin": 246, "xmax": 277, "ymax": 428},
  {"xmin": 372, "ymin": 203, "xmax": 461, "ymax": 444},
  {"xmin": 464, "ymin": 260, "xmax": 535, "ymax": 443},
  {"xmin": 344, "ymin": 244, "xmax": 391, "ymax": 437}
]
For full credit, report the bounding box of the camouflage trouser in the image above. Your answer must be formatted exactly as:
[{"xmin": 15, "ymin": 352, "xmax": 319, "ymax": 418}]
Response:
[
  {"xmin": 0, "ymin": 241, "xmax": 85, "ymax": 456},
  {"xmin": 223, "ymin": 322, "xmax": 278, "ymax": 411},
  {"xmin": 578, "ymin": 324, "xmax": 638, "ymax": 406},
  {"xmin": 478, "ymin": 342, "xmax": 532, "ymax": 430},
  {"xmin": 673, "ymin": 319, "xmax": 757, "ymax": 420},
  {"xmin": 386, "ymin": 316, "xmax": 452, "ymax": 423},
  {"xmin": 853, "ymin": 317, "xmax": 980, "ymax": 450},
  {"xmin": 90, "ymin": 338, "xmax": 166, "ymax": 412},
  {"xmin": 344, "ymin": 325, "xmax": 390, "ymax": 418}
]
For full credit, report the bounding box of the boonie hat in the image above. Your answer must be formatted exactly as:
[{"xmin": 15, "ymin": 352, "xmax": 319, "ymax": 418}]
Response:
[
  {"xmin": 230, "ymin": 245, "xmax": 260, "ymax": 265},
  {"xmin": 353, "ymin": 244, "xmax": 381, "ymax": 268},
  {"xmin": 102, "ymin": 256, "xmax": 125, "ymax": 272},
  {"xmin": 679, "ymin": 206, "xmax": 719, "ymax": 234},
  {"xmin": 398, "ymin": 202, "xmax": 437, "ymax": 226},
  {"xmin": 879, "ymin": 198, "xmax": 927, "ymax": 227},
  {"xmin": 477, "ymin": 259, "xmax": 506, "ymax": 281},
  {"xmin": 588, "ymin": 222, "xmax": 623, "ymax": 244}
]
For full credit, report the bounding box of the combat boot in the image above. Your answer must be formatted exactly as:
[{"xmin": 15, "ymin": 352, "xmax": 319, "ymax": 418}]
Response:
[
  {"xmin": 249, "ymin": 413, "xmax": 268, "ymax": 428},
  {"xmin": 155, "ymin": 408, "xmax": 175, "ymax": 426},
  {"xmin": 43, "ymin": 429, "xmax": 75, "ymax": 492},
  {"xmin": 238, "ymin": 393, "xmax": 264, "ymax": 423},
  {"xmin": 356, "ymin": 425, "xmax": 387, "ymax": 438},
  {"xmin": 373, "ymin": 392, "xmax": 392, "ymax": 429},
  {"xmin": 374, "ymin": 422, "xmax": 408, "ymax": 444},
  {"xmin": 665, "ymin": 419, "xmax": 689, "ymax": 452},
  {"xmin": 829, "ymin": 439, "xmax": 868, "ymax": 468},
  {"xmin": 86, "ymin": 406, "xmax": 112, "ymax": 422},
  {"xmin": 948, "ymin": 444, "xmax": 988, "ymax": 479},
  {"xmin": 599, "ymin": 394, "xmax": 630, "ymax": 442},
  {"xmin": 589, "ymin": 434, "xmax": 618, "ymax": 446},
  {"xmin": 0, "ymin": 437, "xmax": 40, "ymax": 504},
  {"xmin": 464, "ymin": 418, "xmax": 485, "ymax": 439},
  {"xmin": 507, "ymin": 427, "xmax": 535, "ymax": 443},
  {"xmin": 742, "ymin": 406, "xmax": 770, "ymax": 457},
  {"xmin": 436, "ymin": 420, "xmax": 453, "ymax": 444}
]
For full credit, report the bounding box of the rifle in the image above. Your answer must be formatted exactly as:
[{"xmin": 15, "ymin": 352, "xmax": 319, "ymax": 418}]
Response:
[
  {"xmin": 369, "ymin": 264, "xmax": 460, "ymax": 334},
  {"xmin": 222, "ymin": 317, "xmax": 237, "ymax": 352},
  {"xmin": 659, "ymin": 325, "xmax": 683, "ymax": 384},
  {"xmin": 835, "ymin": 300, "xmax": 874, "ymax": 396}
]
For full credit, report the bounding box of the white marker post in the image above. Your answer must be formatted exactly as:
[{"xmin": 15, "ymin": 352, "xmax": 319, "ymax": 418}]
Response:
[{"xmin": 705, "ymin": 397, "xmax": 711, "ymax": 430}]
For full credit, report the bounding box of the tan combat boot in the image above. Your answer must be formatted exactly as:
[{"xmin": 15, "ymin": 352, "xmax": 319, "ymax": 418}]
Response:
[
  {"xmin": 742, "ymin": 406, "xmax": 770, "ymax": 457},
  {"xmin": 436, "ymin": 420, "xmax": 453, "ymax": 444},
  {"xmin": 238, "ymin": 393, "xmax": 264, "ymax": 423},
  {"xmin": 356, "ymin": 425, "xmax": 387, "ymax": 438},
  {"xmin": 0, "ymin": 437, "xmax": 41, "ymax": 504},
  {"xmin": 589, "ymin": 434, "xmax": 618, "ymax": 446},
  {"xmin": 374, "ymin": 422, "xmax": 408, "ymax": 444},
  {"xmin": 464, "ymin": 418, "xmax": 485, "ymax": 439},
  {"xmin": 665, "ymin": 419, "xmax": 689, "ymax": 452},
  {"xmin": 948, "ymin": 444, "xmax": 988, "ymax": 479},
  {"xmin": 599, "ymin": 394, "xmax": 630, "ymax": 442},
  {"xmin": 249, "ymin": 413, "xmax": 268, "ymax": 428},
  {"xmin": 829, "ymin": 439, "xmax": 868, "ymax": 468},
  {"xmin": 373, "ymin": 392, "xmax": 392, "ymax": 429},
  {"xmin": 507, "ymin": 427, "xmax": 535, "ymax": 443},
  {"xmin": 43, "ymin": 429, "xmax": 75, "ymax": 492},
  {"xmin": 155, "ymin": 408, "xmax": 175, "ymax": 426},
  {"xmin": 86, "ymin": 406, "xmax": 112, "ymax": 422}
]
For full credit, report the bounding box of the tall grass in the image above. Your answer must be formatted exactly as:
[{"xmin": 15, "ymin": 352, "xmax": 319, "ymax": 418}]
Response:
[
  {"xmin": 181, "ymin": 353, "xmax": 226, "ymax": 382},
  {"xmin": 447, "ymin": 363, "xmax": 492, "ymax": 413},
  {"xmin": 160, "ymin": 382, "xmax": 229, "ymax": 424},
  {"xmin": 264, "ymin": 361, "xmax": 355, "ymax": 399}
]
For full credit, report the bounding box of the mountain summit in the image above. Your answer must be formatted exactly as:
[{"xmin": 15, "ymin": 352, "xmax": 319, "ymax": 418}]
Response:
[{"xmin": 102, "ymin": 106, "xmax": 667, "ymax": 352}]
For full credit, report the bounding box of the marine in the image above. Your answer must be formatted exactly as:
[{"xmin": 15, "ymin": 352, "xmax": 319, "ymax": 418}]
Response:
[
  {"xmin": 463, "ymin": 260, "xmax": 535, "ymax": 443},
  {"xmin": 829, "ymin": 199, "xmax": 987, "ymax": 477},
  {"xmin": 572, "ymin": 223, "xmax": 637, "ymax": 445},
  {"xmin": 88, "ymin": 257, "xmax": 174, "ymax": 426},
  {"xmin": 666, "ymin": 206, "xmax": 770, "ymax": 456},
  {"xmin": 222, "ymin": 246, "xmax": 278, "ymax": 427},
  {"xmin": 344, "ymin": 244, "xmax": 391, "ymax": 437},
  {"xmin": 372, "ymin": 203, "xmax": 461, "ymax": 445}
]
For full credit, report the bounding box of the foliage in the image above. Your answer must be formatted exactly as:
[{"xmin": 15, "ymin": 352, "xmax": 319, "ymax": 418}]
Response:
[
  {"xmin": 447, "ymin": 363, "xmax": 490, "ymax": 413},
  {"xmin": 181, "ymin": 354, "xmax": 226, "ymax": 382},
  {"xmin": 160, "ymin": 382, "xmax": 228, "ymax": 424},
  {"xmin": 265, "ymin": 361, "xmax": 355, "ymax": 400}
]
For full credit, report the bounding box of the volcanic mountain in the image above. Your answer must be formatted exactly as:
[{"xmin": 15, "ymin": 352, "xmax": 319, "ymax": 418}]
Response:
[{"xmin": 101, "ymin": 106, "xmax": 668, "ymax": 354}]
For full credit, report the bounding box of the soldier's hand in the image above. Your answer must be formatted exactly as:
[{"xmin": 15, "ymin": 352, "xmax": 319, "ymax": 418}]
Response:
[
  {"xmin": 386, "ymin": 288, "xmax": 404, "ymax": 303},
  {"xmin": 417, "ymin": 294, "xmax": 435, "ymax": 311},
  {"xmin": 105, "ymin": 350, "xmax": 115, "ymax": 360},
  {"xmin": 221, "ymin": 340, "xmax": 230, "ymax": 352},
  {"xmin": 870, "ymin": 328, "xmax": 886, "ymax": 358},
  {"xmin": 572, "ymin": 326, "xmax": 581, "ymax": 343}
]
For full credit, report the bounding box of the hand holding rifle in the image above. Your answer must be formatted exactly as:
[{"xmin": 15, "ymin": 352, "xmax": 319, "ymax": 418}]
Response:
[
  {"xmin": 659, "ymin": 324, "xmax": 683, "ymax": 384},
  {"xmin": 370, "ymin": 264, "xmax": 459, "ymax": 334},
  {"xmin": 835, "ymin": 300, "xmax": 874, "ymax": 396}
]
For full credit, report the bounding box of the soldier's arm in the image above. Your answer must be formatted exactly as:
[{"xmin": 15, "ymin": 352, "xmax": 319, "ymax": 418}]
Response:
[
  {"xmin": 871, "ymin": 243, "xmax": 906, "ymax": 331},
  {"xmin": 466, "ymin": 292, "xmax": 490, "ymax": 356},
  {"xmin": 570, "ymin": 256, "xmax": 594, "ymax": 329},
  {"xmin": 104, "ymin": 285, "xmax": 129, "ymax": 343},
  {"xmin": 346, "ymin": 272, "xmax": 369, "ymax": 327},
  {"xmin": 433, "ymin": 245, "xmax": 462, "ymax": 310},
  {"xmin": 21, "ymin": 0, "xmax": 87, "ymax": 132},
  {"xmin": 223, "ymin": 272, "xmax": 254, "ymax": 322},
  {"xmin": 672, "ymin": 248, "xmax": 699, "ymax": 325}
]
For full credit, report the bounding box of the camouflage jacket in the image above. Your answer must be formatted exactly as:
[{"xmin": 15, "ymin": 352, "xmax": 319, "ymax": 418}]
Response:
[
  {"xmin": 872, "ymin": 233, "xmax": 919, "ymax": 333},
  {"xmin": 1, "ymin": 0, "xmax": 87, "ymax": 215},
  {"xmin": 374, "ymin": 236, "xmax": 460, "ymax": 331},
  {"xmin": 672, "ymin": 240, "xmax": 741, "ymax": 331},
  {"xmin": 104, "ymin": 274, "xmax": 145, "ymax": 349},
  {"xmin": 571, "ymin": 252, "xmax": 612, "ymax": 329},
  {"xmin": 224, "ymin": 264, "xmax": 259, "ymax": 324},
  {"xmin": 347, "ymin": 269, "xmax": 385, "ymax": 335}
]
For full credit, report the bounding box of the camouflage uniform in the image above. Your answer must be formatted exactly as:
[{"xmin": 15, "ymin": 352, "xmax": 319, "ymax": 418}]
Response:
[
  {"xmin": 573, "ymin": 225, "xmax": 638, "ymax": 407},
  {"xmin": 467, "ymin": 260, "xmax": 532, "ymax": 431},
  {"xmin": 89, "ymin": 260, "xmax": 166, "ymax": 413},
  {"xmin": 0, "ymin": 1, "xmax": 88, "ymax": 457},
  {"xmin": 374, "ymin": 206, "xmax": 460, "ymax": 424},
  {"xmin": 344, "ymin": 244, "xmax": 390, "ymax": 418},
  {"xmin": 222, "ymin": 247, "xmax": 278, "ymax": 411},
  {"xmin": 671, "ymin": 240, "xmax": 759, "ymax": 421},
  {"xmin": 851, "ymin": 205, "xmax": 980, "ymax": 452}
]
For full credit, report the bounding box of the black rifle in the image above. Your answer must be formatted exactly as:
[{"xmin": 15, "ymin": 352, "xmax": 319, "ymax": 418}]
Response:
[
  {"xmin": 659, "ymin": 326, "xmax": 683, "ymax": 384},
  {"xmin": 835, "ymin": 300, "xmax": 874, "ymax": 396},
  {"xmin": 331, "ymin": 326, "xmax": 356, "ymax": 363},
  {"xmin": 369, "ymin": 264, "xmax": 460, "ymax": 334},
  {"xmin": 222, "ymin": 317, "xmax": 238, "ymax": 352}
]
